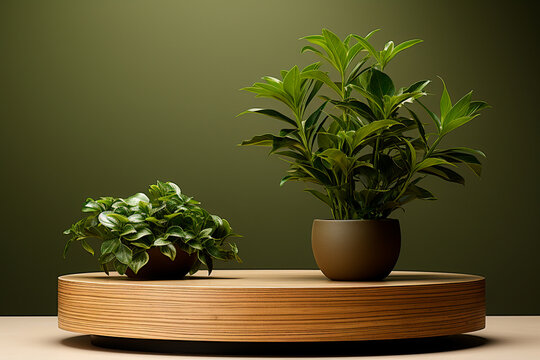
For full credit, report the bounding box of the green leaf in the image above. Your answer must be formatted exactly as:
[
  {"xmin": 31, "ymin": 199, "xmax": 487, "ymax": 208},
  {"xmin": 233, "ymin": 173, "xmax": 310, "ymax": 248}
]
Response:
[
  {"xmin": 98, "ymin": 252, "xmax": 115, "ymax": 264},
  {"xmin": 406, "ymin": 107, "xmax": 427, "ymax": 146},
  {"xmin": 305, "ymin": 78, "xmax": 323, "ymax": 107},
  {"xmin": 145, "ymin": 216, "xmax": 167, "ymax": 226},
  {"xmin": 444, "ymin": 91, "xmax": 473, "ymax": 124},
  {"xmin": 345, "ymin": 56, "xmax": 370, "ymax": 84},
  {"xmin": 80, "ymin": 239, "xmax": 94, "ymax": 256},
  {"xmin": 201, "ymin": 252, "xmax": 213, "ymax": 275},
  {"xmin": 439, "ymin": 147, "xmax": 486, "ymax": 158},
  {"xmin": 114, "ymin": 260, "xmax": 128, "ymax": 275},
  {"xmin": 420, "ymin": 165, "xmax": 465, "ymax": 184},
  {"xmin": 205, "ymin": 244, "xmax": 227, "ymax": 260},
  {"xmin": 120, "ymin": 224, "xmax": 136, "ymax": 236},
  {"xmin": 415, "ymin": 157, "xmax": 455, "ymax": 172},
  {"xmin": 398, "ymin": 183, "xmax": 436, "ymax": 204},
  {"xmin": 238, "ymin": 108, "xmax": 297, "ymax": 127},
  {"xmin": 124, "ymin": 228, "xmax": 152, "ymax": 241},
  {"xmin": 199, "ymin": 228, "xmax": 213, "ymax": 238},
  {"xmin": 114, "ymin": 244, "xmax": 132, "ymax": 265},
  {"xmin": 304, "ymin": 102, "xmax": 327, "ymax": 130},
  {"xmin": 392, "ymin": 39, "xmax": 423, "ymax": 53},
  {"xmin": 128, "ymin": 214, "xmax": 145, "ymax": 223},
  {"xmin": 317, "ymin": 132, "xmax": 339, "ymax": 149},
  {"xmin": 384, "ymin": 39, "xmax": 423, "ymax": 66},
  {"xmin": 322, "ymin": 29, "xmax": 347, "ymax": 72},
  {"xmin": 269, "ymin": 136, "xmax": 304, "ymax": 154},
  {"xmin": 82, "ymin": 200, "xmax": 102, "ymax": 213},
  {"xmin": 345, "ymin": 43, "xmax": 367, "ymax": 69},
  {"xmin": 332, "ymin": 100, "xmax": 375, "ymax": 122},
  {"xmin": 280, "ymin": 175, "xmax": 295, "ymax": 186},
  {"xmin": 319, "ymin": 148, "xmax": 350, "ymax": 173},
  {"xmin": 240, "ymin": 134, "xmax": 274, "ymax": 146},
  {"xmin": 359, "ymin": 69, "xmax": 395, "ymax": 99},
  {"xmin": 351, "ymin": 34, "xmax": 380, "ymax": 64},
  {"xmin": 160, "ymin": 244, "xmax": 177, "ymax": 261},
  {"xmin": 467, "ymin": 101, "xmax": 490, "ymax": 115},
  {"xmin": 129, "ymin": 251, "xmax": 149, "ymax": 274},
  {"xmin": 301, "ymin": 70, "xmax": 342, "ymax": 97},
  {"xmin": 283, "ymin": 65, "xmax": 301, "ymax": 103},
  {"xmin": 301, "ymin": 45, "xmax": 323, "ymax": 56},
  {"xmin": 62, "ymin": 238, "xmax": 75, "ymax": 258},
  {"xmin": 166, "ymin": 225, "xmax": 186, "ymax": 238},
  {"xmin": 275, "ymin": 150, "xmax": 306, "ymax": 161},
  {"xmin": 353, "ymin": 119, "xmax": 400, "ymax": 149},
  {"xmin": 153, "ymin": 237, "xmax": 172, "ymax": 246},
  {"xmin": 442, "ymin": 115, "xmax": 479, "ymax": 135},
  {"xmin": 98, "ymin": 211, "xmax": 121, "ymax": 229},
  {"xmin": 434, "ymin": 148, "xmax": 484, "ymax": 176},
  {"xmin": 404, "ymin": 138, "xmax": 417, "ymax": 169},
  {"xmin": 305, "ymin": 189, "xmax": 332, "ymax": 207},
  {"xmin": 101, "ymin": 238, "xmax": 121, "ymax": 255},
  {"xmin": 130, "ymin": 241, "xmax": 151, "ymax": 249},
  {"xmin": 417, "ymin": 99, "xmax": 442, "ymax": 131},
  {"xmin": 125, "ymin": 193, "xmax": 150, "ymax": 206},
  {"xmin": 439, "ymin": 77, "xmax": 452, "ymax": 119},
  {"xmin": 186, "ymin": 240, "xmax": 203, "ymax": 250},
  {"xmin": 351, "ymin": 85, "xmax": 384, "ymax": 116},
  {"xmin": 107, "ymin": 213, "xmax": 130, "ymax": 223},
  {"xmin": 404, "ymin": 80, "xmax": 430, "ymax": 93}
]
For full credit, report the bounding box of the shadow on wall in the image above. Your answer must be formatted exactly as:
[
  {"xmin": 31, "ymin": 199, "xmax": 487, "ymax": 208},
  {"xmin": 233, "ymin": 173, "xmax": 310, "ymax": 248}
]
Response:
[{"xmin": 59, "ymin": 334, "xmax": 499, "ymax": 357}]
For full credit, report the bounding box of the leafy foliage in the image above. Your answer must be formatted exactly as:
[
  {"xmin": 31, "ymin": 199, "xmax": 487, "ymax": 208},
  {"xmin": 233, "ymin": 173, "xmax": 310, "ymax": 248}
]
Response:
[
  {"xmin": 64, "ymin": 181, "xmax": 241, "ymax": 275},
  {"xmin": 240, "ymin": 29, "xmax": 489, "ymax": 220}
]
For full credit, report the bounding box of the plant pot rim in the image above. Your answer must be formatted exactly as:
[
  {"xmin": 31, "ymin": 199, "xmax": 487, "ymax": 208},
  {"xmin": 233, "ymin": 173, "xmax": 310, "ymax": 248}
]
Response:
[{"xmin": 313, "ymin": 218, "xmax": 399, "ymax": 222}]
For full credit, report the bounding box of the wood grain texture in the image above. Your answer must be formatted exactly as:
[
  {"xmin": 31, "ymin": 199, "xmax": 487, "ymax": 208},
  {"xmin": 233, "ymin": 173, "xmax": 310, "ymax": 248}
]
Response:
[{"xmin": 58, "ymin": 270, "xmax": 485, "ymax": 342}]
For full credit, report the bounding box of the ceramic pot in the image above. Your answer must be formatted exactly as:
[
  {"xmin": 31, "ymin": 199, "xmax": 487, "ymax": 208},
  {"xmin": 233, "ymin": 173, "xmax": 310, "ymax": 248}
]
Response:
[
  {"xmin": 125, "ymin": 244, "xmax": 198, "ymax": 280},
  {"xmin": 311, "ymin": 219, "xmax": 401, "ymax": 281}
]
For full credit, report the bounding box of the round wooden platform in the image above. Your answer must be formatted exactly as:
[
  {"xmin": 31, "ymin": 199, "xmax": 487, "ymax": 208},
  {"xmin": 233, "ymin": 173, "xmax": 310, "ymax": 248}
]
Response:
[{"xmin": 58, "ymin": 270, "xmax": 485, "ymax": 342}]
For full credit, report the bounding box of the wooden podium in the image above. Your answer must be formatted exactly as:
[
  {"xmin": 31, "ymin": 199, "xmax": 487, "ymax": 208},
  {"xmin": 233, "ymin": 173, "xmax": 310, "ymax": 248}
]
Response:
[{"xmin": 58, "ymin": 270, "xmax": 485, "ymax": 343}]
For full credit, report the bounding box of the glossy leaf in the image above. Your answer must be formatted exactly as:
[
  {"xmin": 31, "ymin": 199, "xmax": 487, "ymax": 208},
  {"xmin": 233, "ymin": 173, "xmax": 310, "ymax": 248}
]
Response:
[
  {"xmin": 115, "ymin": 244, "xmax": 132, "ymax": 265},
  {"xmin": 80, "ymin": 240, "xmax": 94, "ymax": 256},
  {"xmin": 101, "ymin": 238, "xmax": 121, "ymax": 255},
  {"xmin": 238, "ymin": 108, "xmax": 297, "ymax": 127},
  {"xmin": 98, "ymin": 211, "xmax": 121, "ymax": 229},
  {"xmin": 124, "ymin": 228, "xmax": 152, "ymax": 241},
  {"xmin": 129, "ymin": 251, "xmax": 149, "ymax": 274},
  {"xmin": 305, "ymin": 189, "xmax": 332, "ymax": 207},
  {"xmin": 160, "ymin": 243, "xmax": 176, "ymax": 261},
  {"xmin": 114, "ymin": 260, "xmax": 128, "ymax": 275},
  {"xmin": 301, "ymin": 70, "xmax": 342, "ymax": 97},
  {"xmin": 420, "ymin": 165, "xmax": 465, "ymax": 185}
]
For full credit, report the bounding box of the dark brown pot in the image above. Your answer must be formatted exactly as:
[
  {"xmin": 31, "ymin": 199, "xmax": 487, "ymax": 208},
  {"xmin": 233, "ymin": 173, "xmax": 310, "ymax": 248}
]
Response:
[
  {"xmin": 125, "ymin": 245, "xmax": 198, "ymax": 280},
  {"xmin": 312, "ymin": 219, "xmax": 401, "ymax": 281}
]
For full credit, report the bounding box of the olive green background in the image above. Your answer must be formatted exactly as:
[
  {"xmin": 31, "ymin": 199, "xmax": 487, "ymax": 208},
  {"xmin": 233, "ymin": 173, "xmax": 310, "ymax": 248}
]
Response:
[{"xmin": 1, "ymin": 0, "xmax": 538, "ymax": 315}]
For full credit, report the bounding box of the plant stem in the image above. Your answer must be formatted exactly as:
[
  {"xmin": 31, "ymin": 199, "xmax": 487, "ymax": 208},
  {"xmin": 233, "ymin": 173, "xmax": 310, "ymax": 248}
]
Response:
[
  {"xmin": 373, "ymin": 136, "xmax": 381, "ymax": 189},
  {"xmin": 294, "ymin": 113, "xmax": 312, "ymax": 160}
]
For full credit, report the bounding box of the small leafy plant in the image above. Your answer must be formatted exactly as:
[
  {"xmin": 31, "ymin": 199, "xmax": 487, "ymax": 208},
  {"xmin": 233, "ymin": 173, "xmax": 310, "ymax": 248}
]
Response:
[
  {"xmin": 64, "ymin": 181, "xmax": 241, "ymax": 275},
  {"xmin": 240, "ymin": 29, "xmax": 489, "ymax": 220}
]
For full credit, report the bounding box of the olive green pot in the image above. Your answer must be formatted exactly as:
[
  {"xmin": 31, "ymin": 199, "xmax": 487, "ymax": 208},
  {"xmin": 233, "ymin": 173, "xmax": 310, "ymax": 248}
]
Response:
[
  {"xmin": 311, "ymin": 219, "xmax": 401, "ymax": 281},
  {"xmin": 125, "ymin": 244, "xmax": 197, "ymax": 280}
]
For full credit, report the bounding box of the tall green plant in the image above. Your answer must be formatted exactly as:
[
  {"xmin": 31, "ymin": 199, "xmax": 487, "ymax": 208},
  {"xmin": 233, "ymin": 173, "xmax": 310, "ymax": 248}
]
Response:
[{"xmin": 240, "ymin": 29, "xmax": 489, "ymax": 220}]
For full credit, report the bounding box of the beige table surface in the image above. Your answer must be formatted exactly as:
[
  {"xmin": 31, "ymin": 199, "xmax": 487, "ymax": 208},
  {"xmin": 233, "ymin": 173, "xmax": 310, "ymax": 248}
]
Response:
[{"xmin": 1, "ymin": 316, "xmax": 539, "ymax": 359}]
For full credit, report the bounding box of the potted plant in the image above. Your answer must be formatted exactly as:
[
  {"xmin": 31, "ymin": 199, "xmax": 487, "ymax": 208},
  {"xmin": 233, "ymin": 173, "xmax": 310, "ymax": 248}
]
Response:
[
  {"xmin": 239, "ymin": 29, "xmax": 488, "ymax": 280},
  {"xmin": 63, "ymin": 181, "xmax": 241, "ymax": 279}
]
